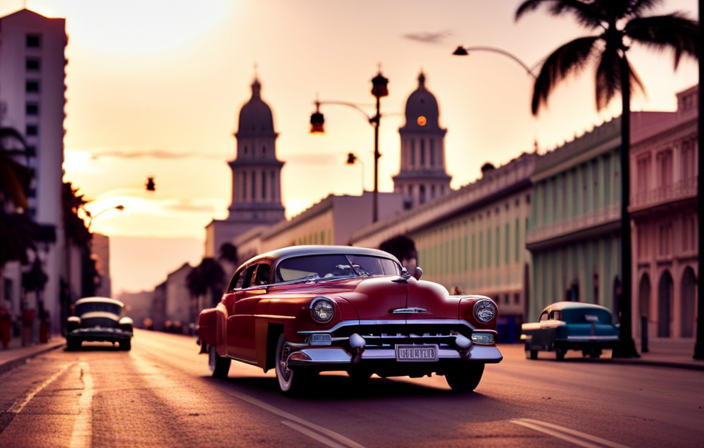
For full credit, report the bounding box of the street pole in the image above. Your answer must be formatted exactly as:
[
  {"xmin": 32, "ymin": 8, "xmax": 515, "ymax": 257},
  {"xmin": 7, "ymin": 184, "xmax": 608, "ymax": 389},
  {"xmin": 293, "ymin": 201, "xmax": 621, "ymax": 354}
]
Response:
[
  {"xmin": 372, "ymin": 96, "xmax": 380, "ymax": 223},
  {"xmin": 694, "ymin": 0, "xmax": 704, "ymax": 360}
]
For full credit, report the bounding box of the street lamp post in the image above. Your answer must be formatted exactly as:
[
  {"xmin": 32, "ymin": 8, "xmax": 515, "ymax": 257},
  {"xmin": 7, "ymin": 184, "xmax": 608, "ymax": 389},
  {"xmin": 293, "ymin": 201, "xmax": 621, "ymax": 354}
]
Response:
[
  {"xmin": 310, "ymin": 70, "xmax": 389, "ymax": 222},
  {"xmin": 453, "ymin": 46, "xmax": 538, "ymax": 79},
  {"xmin": 86, "ymin": 204, "xmax": 125, "ymax": 231}
]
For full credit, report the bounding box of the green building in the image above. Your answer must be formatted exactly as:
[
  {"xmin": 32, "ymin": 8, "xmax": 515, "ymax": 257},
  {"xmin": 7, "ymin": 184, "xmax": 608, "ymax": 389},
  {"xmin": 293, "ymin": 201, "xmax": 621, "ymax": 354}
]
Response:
[{"xmin": 527, "ymin": 119, "xmax": 622, "ymax": 322}]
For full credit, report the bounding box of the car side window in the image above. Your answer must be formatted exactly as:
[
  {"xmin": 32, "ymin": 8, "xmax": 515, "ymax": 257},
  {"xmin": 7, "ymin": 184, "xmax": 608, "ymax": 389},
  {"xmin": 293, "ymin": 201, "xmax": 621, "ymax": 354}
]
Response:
[
  {"xmin": 255, "ymin": 264, "xmax": 271, "ymax": 285},
  {"xmin": 539, "ymin": 312, "xmax": 548, "ymax": 322},
  {"xmin": 243, "ymin": 264, "xmax": 257, "ymax": 289},
  {"xmin": 551, "ymin": 310, "xmax": 562, "ymax": 320},
  {"xmin": 227, "ymin": 268, "xmax": 245, "ymax": 291}
]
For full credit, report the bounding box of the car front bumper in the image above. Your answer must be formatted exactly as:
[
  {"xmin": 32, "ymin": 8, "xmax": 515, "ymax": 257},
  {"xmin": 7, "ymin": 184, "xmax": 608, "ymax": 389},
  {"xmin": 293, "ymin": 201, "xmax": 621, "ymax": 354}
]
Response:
[
  {"xmin": 66, "ymin": 327, "xmax": 133, "ymax": 343},
  {"xmin": 287, "ymin": 344, "xmax": 503, "ymax": 367}
]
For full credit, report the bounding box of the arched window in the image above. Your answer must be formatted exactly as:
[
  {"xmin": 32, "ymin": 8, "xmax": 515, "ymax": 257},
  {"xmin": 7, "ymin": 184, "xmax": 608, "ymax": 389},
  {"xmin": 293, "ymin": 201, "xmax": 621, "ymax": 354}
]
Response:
[
  {"xmin": 262, "ymin": 171, "xmax": 267, "ymax": 199},
  {"xmin": 419, "ymin": 185, "xmax": 426, "ymax": 204},
  {"xmin": 242, "ymin": 172, "xmax": 247, "ymax": 199},
  {"xmin": 271, "ymin": 171, "xmax": 276, "ymax": 200},
  {"xmin": 251, "ymin": 171, "xmax": 256, "ymax": 200},
  {"xmin": 420, "ymin": 140, "xmax": 425, "ymax": 166},
  {"xmin": 411, "ymin": 140, "xmax": 416, "ymax": 166},
  {"xmin": 430, "ymin": 139, "xmax": 435, "ymax": 167},
  {"xmin": 262, "ymin": 146, "xmax": 267, "ymax": 157}
]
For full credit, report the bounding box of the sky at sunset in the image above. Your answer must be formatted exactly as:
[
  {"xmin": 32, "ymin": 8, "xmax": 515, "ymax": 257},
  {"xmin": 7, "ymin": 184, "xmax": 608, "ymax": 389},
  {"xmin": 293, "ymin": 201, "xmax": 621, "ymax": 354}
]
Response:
[{"xmin": 2, "ymin": 0, "xmax": 698, "ymax": 294}]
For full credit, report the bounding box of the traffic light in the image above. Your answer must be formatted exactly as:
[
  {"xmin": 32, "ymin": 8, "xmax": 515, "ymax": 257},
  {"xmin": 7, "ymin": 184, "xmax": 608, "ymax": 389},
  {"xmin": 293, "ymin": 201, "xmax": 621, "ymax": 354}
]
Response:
[{"xmin": 146, "ymin": 176, "xmax": 155, "ymax": 192}]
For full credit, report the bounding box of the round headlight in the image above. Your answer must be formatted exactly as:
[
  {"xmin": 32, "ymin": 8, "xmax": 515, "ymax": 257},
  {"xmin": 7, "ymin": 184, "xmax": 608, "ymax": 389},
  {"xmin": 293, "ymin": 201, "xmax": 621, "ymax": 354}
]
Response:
[
  {"xmin": 473, "ymin": 299, "xmax": 497, "ymax": 323},
  {"xmin": 310, "ymin": 297, "xmax": 335, "ymax": 324}
]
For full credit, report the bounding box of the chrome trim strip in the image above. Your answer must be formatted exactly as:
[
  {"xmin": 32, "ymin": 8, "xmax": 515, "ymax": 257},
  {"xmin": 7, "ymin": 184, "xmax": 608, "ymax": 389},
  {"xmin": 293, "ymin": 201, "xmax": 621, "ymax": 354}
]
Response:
[
  {"xmin": 286, "ymin": 345, "xmax": 503, "ymax": 365},
  {"xmin": 391, "ymin": 307, "xmax": 428, "ymax": 314},
  {"xmin": 566, "ymin": 336, "xmax": 619, "ymax": 342},
  {"xmin": 297, "ymin": 319, "xmax": 476, "ymax": 334},
  {"xmin": 253, "ymin": 314, "xmax": 296, "ymax": 320}
]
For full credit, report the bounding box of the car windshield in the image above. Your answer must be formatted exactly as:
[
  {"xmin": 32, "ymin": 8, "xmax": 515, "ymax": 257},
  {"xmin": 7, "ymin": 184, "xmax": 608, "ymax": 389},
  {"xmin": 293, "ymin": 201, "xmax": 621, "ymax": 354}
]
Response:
[
  {"xmin": 75, "ymin": 301, "xmax": 122, "ymax": 317},
  {"xmin": 562, "ymin": 308, "xmax": 613, "ymax": 324},
  {"xmin": 277, "ymin": 254, "xmax": 401, "ymax": 282}
]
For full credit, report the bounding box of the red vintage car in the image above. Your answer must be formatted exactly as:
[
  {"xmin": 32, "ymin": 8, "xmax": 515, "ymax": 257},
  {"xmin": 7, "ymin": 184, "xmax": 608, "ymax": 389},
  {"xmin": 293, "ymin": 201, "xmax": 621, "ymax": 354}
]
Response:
[{"xmin": 198, "ymin": 245, "xmax": 502, "ymax": 395}]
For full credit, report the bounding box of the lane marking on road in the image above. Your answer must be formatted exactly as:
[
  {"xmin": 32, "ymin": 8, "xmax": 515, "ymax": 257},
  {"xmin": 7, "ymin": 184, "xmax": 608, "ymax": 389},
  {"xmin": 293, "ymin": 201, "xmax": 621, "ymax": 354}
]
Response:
[
  {"xmin": 7, "ymin": 362, "xmax": 76, "ymax": 414},
  {"xmin": 216, "ymin": 386, "xmax": 365, "ymax": 448},
  {"xmin": 511, "ymin": 418, "xmax": 630, "ymax": 448},
  {"xmin": 281, "ymin": 420, "xmax": 348, "ymax": 448},
  {"xmin": 69, "ymin": 362, "xmax": 93, "ymax": 448}
]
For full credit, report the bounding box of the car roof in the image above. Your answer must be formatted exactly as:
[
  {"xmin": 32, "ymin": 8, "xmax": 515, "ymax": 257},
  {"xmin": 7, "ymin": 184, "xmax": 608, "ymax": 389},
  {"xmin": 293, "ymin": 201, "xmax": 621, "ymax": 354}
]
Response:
[
  {"xmin": 541, "ymin": 301, "xmax": 612, "ymax": 314},
  {"xmin": 244, "ymin": 245, "xmax": 400, "ymax": 266},
  {"xmin": 75, "ymin": 297, "xmax": 124, "ymax": 307}
]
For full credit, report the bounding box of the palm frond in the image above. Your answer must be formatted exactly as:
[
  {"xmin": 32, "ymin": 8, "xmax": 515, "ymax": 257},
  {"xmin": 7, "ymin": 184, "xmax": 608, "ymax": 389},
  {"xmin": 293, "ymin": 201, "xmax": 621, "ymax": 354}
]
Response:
[
  {"xmin": 595, "ymin": 44, "xmax": 621, "ymax": 110},
  {"xmin": 0, "ymin": 154, "xmax": 32, "ymax": 210},
  {"xmin": 625, "ymin": 13, "xmax": 700, "ymax": 68},
  {"xmin": 628, "ymin": 0, "xmax": 664, "ymax": 17},
  {"xmin": 516, "ymin": 0, "xmax": 604, "ymax": 29},
  {"xmin": 531, "ymin": 36, "xmax": 600, "ymax": 114},
  {"xmin": 515, "ymin": 0, "xmax": 553, "ymax": 21},
  {"xmin": 627, "ymin": 59, "xmax": 646, "ymax": 100}
]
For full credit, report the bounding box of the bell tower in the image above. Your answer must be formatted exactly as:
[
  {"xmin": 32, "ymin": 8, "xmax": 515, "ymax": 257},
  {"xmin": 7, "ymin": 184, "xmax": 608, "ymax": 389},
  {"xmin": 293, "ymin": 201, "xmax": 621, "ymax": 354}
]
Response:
[{"xmin": 393, "ymin": 72, "xmax": 451, "ymax": 209}]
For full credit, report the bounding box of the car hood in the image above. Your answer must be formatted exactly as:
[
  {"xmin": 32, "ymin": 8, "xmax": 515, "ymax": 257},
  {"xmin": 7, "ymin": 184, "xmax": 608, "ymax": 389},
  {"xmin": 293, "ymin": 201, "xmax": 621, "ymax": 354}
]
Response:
[{"xmin": 325, "ymin": 276, "xmax": 457, "ymax": 321}]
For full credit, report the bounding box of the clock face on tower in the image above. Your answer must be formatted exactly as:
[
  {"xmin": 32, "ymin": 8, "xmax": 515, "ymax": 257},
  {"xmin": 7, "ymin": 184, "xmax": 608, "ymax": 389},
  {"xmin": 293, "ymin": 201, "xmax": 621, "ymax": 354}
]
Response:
[{"xmin": 417, "ymin": 116, "xmax": 427, "ymax": 126}]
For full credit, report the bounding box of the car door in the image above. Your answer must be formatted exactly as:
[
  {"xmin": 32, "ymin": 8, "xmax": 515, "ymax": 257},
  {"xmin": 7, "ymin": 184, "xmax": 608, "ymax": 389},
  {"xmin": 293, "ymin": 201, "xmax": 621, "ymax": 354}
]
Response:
[{"xmin": 228, "ymin": 263, "xmax": 269, "ymax": 361}]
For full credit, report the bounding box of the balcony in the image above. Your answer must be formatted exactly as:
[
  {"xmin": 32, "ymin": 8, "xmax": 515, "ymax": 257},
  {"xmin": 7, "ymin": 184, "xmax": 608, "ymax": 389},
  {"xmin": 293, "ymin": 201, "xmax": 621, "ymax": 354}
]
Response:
[
  {"xmin": 527, "ymin": 203, "xmax": 620, "ymax": 246},
  {"xmin": 630, "ymin": 177, "xmax": 697, "ymax": 211}
]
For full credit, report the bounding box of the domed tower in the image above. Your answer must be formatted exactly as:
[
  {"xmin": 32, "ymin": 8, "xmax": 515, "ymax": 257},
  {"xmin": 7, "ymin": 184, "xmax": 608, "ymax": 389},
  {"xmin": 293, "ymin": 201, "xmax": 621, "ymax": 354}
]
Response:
[
  {"xmin": 228, "ymin": 77, "xmax": 285, "ymax": 221},
  {"xmin": 204, "ymin": 77, "xmax": 286, "ymax": 257},
  {"xmin": 393, "ymin": 72, "xmax": 451, "ymax": 208}
]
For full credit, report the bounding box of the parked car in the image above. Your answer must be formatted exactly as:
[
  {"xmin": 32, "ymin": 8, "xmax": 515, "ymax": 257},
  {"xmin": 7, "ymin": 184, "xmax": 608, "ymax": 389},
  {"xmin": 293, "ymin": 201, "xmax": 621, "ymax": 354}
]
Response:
[
  {"xmin": 198, "ymin": 245, "xmax": 502, "ymax": 395},
  {"xmin": 521, "ymin": 302, "xmax": 619, "ymax": 360},
  {"xmin": 66, "ymin": 297, "xmax": 133, "ymax": 351}
]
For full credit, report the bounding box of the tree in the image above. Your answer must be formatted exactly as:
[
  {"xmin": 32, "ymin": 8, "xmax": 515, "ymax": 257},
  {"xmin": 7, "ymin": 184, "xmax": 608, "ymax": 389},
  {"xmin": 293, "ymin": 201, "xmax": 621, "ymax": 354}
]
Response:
[
  {"xmin": 516, "ymin": 0, "xmax": 699, "ymax": 358},
  {"xmin": 186, "ymin": 258, "xmax": 225, "ymax": 309},
  {"xmin": 379, "ymin": 235, "xmax": 418, "ymax": 270},
  {"xmin": 0, "ymin": 127, "xmax": 36, "ymax": 306}
]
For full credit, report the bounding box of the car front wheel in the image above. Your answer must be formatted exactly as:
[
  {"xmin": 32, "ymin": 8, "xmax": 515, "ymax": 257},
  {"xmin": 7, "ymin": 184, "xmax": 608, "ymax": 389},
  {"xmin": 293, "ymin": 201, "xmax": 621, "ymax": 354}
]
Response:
[
  {"xmin": 275, "ymin": 333, "xmax": 311, "ymax": 396},
  {"xmin": 67, "ymin": 339, "xmax": 81, "ymax": 351},
  {"xmin": 119, "ymin": 339, "xmax": 131, "ymax": 351},
  {"xmin": 208, "ymin": 345, "xmax": 231, "ymax": 379},
  {"xmin": 445, "ymin": 363, "xmax": 485, "ymax": 391}
]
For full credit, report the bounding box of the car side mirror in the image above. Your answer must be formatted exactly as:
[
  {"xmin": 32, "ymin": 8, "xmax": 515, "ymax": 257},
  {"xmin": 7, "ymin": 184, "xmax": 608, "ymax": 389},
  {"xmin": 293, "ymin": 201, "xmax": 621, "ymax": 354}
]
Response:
[{"xmin": 413, "ymin": 267, "xmax": 423, "ymax": 280}]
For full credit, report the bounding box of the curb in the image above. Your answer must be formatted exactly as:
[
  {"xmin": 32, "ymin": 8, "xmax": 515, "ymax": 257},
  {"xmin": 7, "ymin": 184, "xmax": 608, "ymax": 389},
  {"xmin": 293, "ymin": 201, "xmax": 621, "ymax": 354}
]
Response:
[{"xmin": 0, "ymin": 340, "xmax": 66, "ymax": 376}]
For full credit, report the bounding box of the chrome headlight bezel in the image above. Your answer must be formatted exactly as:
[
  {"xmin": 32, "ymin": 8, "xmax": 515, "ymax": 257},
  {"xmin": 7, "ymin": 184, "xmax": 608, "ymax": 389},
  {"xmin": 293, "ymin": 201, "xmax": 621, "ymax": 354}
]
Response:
[
  {"xmin": 473, "ymin": 299, "xmax": 497, "ymax": 323},
  {"xmin": 310, "ymin": 297, "xmax": 335, "ymax": 324}
]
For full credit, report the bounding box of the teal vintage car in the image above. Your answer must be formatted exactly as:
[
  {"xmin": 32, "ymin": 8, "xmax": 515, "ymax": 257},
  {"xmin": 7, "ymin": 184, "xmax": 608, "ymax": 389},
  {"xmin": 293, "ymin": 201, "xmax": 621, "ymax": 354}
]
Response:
[{"xmin": 521, "ymin": 302, "xmax": 619, "ymax": 360}]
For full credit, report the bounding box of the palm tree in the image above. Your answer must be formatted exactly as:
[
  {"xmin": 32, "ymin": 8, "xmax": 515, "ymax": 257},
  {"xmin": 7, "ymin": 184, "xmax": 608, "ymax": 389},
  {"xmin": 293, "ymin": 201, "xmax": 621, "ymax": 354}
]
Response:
[
  {"xmin": 516, "ymin": 0, "xmax": 699, "ymax": 357},
  {"xmin": 0, "ymin": 127, "xmax": 37, "ymax": 306},
  {"xmin": 186, "ymin": 258, "xmax": 225, "ymax": 309}
]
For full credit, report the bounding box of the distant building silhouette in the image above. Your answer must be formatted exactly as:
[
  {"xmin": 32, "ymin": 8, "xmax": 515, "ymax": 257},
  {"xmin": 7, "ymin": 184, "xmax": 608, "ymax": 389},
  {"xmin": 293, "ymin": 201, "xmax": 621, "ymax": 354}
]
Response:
[
  {"xmin": 204, "ymin": 77, "xmax": 286, "ymax": 256},
  {"xmin": 393, "ymin": 72, "xmax": 451, "ymax": 209}
]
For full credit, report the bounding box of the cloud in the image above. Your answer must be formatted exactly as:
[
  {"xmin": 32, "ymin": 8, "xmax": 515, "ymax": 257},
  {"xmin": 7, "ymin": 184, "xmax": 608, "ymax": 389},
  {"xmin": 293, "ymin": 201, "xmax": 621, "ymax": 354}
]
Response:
[
  {"xmin": 91, "ymin": 149, "xmax": 224, "ymax": 160},
  {"xmin": 161, "ymin": 200, "xmax": 219, "ymax": 213},
  {"xmin": 402, "ymin": 30, "xmax": 454, "ymax": 45}
]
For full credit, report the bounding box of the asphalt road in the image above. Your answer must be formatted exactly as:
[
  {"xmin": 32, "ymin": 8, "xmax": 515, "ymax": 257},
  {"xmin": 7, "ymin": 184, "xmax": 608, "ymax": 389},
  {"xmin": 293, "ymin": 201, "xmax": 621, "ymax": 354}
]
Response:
[{"xmin": 0, "ymin": 329, "xmax": 702, "ymax": 448}]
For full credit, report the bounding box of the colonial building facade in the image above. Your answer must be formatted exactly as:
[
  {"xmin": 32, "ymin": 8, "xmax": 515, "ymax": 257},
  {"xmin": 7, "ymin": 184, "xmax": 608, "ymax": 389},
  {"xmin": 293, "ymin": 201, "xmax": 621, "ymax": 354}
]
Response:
[
  {"xmin": 527, "ymin": 119, "xmax": 623, "ymax": 322},
  {"xmin": 393, "ymin": 72, "xmax": 451, "ymax": 208},
  {"xmin": 204, "ymin": 77, "xmax": 286, "ymax": 257},
  {"xmin": 630, "ymin": 85, "xmax": 698, "ymax": 341}
]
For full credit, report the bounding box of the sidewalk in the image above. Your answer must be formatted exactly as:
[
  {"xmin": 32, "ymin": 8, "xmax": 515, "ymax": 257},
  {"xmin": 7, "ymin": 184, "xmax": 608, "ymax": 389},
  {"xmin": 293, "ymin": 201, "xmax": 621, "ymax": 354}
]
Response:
[
  {"xmin": 615, "ymin": 337, "xmax": 704, "ymax": 371},
  {"xmin": 0, "ymin": 335, "xmax": 65, "ymax": 376}
]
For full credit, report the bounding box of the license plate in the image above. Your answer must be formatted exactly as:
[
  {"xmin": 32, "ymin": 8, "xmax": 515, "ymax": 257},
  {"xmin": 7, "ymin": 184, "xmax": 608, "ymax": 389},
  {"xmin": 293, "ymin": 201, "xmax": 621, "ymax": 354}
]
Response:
[{"xmin": 395, "ymin": 345, "xmax": 439, "ymax": 362}]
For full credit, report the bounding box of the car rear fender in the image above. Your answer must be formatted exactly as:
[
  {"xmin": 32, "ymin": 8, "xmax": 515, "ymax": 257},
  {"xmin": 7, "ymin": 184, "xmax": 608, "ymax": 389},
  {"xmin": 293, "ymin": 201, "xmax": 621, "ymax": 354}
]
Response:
[{"xmin": 198, "ymin": 303, "xmax": 228, "ymax": 356}]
